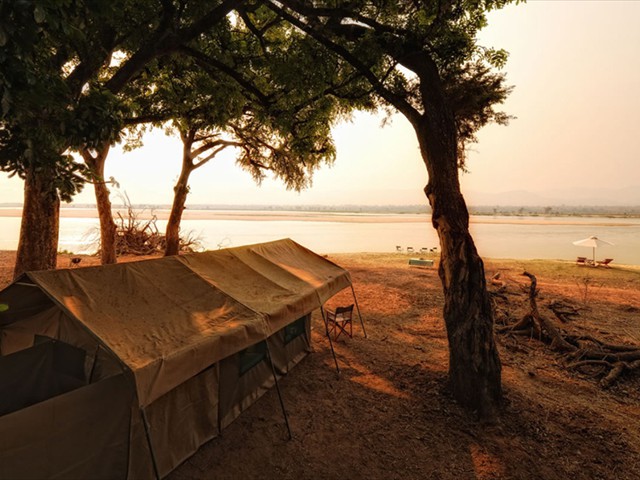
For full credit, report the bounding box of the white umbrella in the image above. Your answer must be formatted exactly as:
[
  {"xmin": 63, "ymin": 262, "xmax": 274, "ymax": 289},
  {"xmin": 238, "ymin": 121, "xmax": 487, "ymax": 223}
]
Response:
[{"xmin": 572, "ymin": 236, "xmax": 614, "ymax": 262}]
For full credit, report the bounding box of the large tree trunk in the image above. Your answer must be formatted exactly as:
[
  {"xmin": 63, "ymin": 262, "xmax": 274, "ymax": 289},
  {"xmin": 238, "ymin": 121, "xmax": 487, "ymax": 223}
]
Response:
[
  {"xmin": 82, "ymin": 145, "xmax": 117, "ymax": 264},
  {"xmin": 165, "ymin": 143, "xmax": 195, "ymax": 257},
  {"xmin": 415, "ymin": 66, "xmax": 502, "ymax": 419},
  {"xmin": 14, "ymin": 168, "xmax": 60, "ymax": 278},
  {"xmin": 426, "ymin": 171, "xmax": 502, "ymax": 419}
]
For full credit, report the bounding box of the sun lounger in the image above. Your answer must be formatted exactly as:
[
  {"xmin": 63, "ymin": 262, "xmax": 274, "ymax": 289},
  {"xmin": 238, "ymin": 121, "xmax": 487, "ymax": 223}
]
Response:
[
  {"xmin": 576, "ymin": 257, "xmax": 587, "ymax": 266},
  {"xmin": 596, "ymin": 258, "xmax": 613, "ymax": 268}
]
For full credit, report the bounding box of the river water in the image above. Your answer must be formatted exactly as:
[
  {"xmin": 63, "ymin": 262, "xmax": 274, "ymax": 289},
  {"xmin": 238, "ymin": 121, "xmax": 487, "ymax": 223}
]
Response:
[{"xmin": 1, "ymin": 212, "xmax": 638, "ymax": 265}]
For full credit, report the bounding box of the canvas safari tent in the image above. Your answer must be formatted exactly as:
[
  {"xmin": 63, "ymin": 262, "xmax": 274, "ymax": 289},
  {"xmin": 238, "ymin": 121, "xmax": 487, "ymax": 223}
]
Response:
[{"xmin": 0, "ymin": 239, "xmax": 359, "ymax": 479}]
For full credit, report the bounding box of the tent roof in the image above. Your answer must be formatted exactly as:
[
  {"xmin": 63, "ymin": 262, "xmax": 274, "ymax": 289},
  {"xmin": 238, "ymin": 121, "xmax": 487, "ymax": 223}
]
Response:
[{"xmin": 23, "ymin": 239, "xmax": 351, "ymax": 405}]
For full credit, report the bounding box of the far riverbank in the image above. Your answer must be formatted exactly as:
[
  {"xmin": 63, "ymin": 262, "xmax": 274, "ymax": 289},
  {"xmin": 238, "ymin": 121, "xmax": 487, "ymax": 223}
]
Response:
[{"xmin": 0, "ymin": 207, "xmax": 638, "ymax": 227}]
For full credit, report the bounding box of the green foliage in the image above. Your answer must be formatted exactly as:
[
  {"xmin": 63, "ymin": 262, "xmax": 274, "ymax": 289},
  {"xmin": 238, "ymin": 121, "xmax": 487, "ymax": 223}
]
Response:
[
  {"xmin": 123, "ymin": 3, "xmax": 371, "ymax": 192},
  {"xmin": 216, "ymin": 5, "xmax": 371, "ymax": 188},
  {"xmin": 0, "ymin": 0, "xmax": 374, "ymax": 204},
  {"xmin": 269, "ymin": 0, "xmax": 520, "ymax": 167},
  {"xmin": 2, "ymin": 0, "xmax": 516, "ymax": 205},
  {"xmin": 65, "ymin": 89, "xmax": 128, "ymax": 149},
  {"xmin": 0, "ymin": 0, "xmax": 137, "ymax": 199},
  {"xmin": 0, "ymin": 0, "xmax": 241, "ymax": 200}
]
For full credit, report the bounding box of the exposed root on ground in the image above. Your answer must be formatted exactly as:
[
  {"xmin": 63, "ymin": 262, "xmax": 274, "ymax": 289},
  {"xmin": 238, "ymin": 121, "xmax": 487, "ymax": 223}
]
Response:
[{"xmin": 495, "ymin": 271, "xmax": 640, "ymax": 388}]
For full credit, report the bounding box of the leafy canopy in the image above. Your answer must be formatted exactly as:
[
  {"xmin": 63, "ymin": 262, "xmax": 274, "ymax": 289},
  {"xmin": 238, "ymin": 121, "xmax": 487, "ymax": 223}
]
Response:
[
  {"xmin": 0, "ymin": 0, "xmax": 240, "ymax": 200},
  {"xmin": 264, "ymin": 0, "xmax": 519, "ymax": 166},
  {"xmin": 123, "ymin": 3, "xmax": 374, "ymax": 190}
]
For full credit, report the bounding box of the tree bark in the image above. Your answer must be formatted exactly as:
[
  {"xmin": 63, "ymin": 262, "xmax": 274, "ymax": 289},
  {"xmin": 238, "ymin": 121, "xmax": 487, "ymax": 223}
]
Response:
[
  {"xmin": 82, "ymin": 145, "xmax": 117, "ymax": 264},
  {"xmin": 165, "ymin": 135, "xmax": 195, "ymax": 257},
  {"xmin": 14, "ymin": 168, "xmax": 60, "ymax": 278},
  {"xmin": 414, "ymin": 61, "xmax": 502, "ymax": 418},
  {"xmin": 165, "ymin": 168, "xmax": 193, "ymax": 256},
  {"xmin": 420, "ymin": 135, "xmax": 502, "ymax": 418}
]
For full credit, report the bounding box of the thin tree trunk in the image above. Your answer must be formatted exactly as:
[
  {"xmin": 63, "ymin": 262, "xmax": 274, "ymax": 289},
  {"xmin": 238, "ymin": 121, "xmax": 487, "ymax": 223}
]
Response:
[
  {"xmin": 14, "ymin": 168, "xmax": 60, "ymax": 278},
  {"xmin": 165, "ymin": 168, "xmax": 193, "ymax": 256},
  {"xmin": 165, "ymin": 134, "xmax": 195, "ymax": 257},
  {"xmin": 83, "ymin": 145, "xmax": 117, "ymax": 264}
]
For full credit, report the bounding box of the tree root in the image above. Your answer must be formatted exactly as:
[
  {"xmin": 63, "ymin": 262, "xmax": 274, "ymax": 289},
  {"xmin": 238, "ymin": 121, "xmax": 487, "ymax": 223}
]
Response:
[
  {"xmin": 496, "ymin": 271, "xmax": 640, "ymax": 388},
  {"xmin": 548, "ymin": 300, "xmax": 580, "ymax": 323}
]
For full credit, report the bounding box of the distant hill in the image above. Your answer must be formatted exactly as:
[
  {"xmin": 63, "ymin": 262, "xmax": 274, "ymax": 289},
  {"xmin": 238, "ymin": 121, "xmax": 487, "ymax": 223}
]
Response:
[
  {"xmin": 465, "ymin": 186, "xmax": 640, "ymax": 207},
  {"xmin": 2, "ymin": 184, "xmax": 640, "ymax": 216}
]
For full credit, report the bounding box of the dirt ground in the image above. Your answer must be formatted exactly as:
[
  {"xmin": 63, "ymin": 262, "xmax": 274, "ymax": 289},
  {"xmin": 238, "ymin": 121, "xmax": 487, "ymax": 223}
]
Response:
[{"xmin": 2, "ymin": 251, "xmax": 640, "ymax": 479}]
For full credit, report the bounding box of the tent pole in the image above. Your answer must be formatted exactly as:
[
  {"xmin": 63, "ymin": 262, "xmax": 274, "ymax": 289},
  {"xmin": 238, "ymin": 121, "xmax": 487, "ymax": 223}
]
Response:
[
  {"xmin": 140, "ymin": 408, "xmax": 161, "ymax": 480},
  {"xmin": 350, "ymin": 284, "xmax": 367, "ymax": 338},
  {"xmin": 320, "ymin": 306, "xmax": 340, "ymax": 376},
  {"xmin": 88, "ymin": 345, "xmax": 100, "ymax": 383},
  {"xmin": 266, "ymin": 343, "xmax": 292, "ymax": 440}
]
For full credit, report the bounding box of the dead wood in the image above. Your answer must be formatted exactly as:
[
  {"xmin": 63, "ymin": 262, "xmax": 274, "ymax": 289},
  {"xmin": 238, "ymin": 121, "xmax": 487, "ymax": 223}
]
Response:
[
  {"xmin": 496, "ymin": 271, "xmax": 640, "ymax": 388},
  {"xmin": 565, "ymin": 334, "xmax": 640, "ymax": 353},
  {"xmin": 548, "ymin": 300, "xmax": 580, "ymax": 323},
  {"xmin": 521, "ymin": 272, "xmax": 575, "ymax": 352},
  {"xmin": 601, "ymin": 363, "xmax": 626, "ymax": 388},
  {"xmin": 489, "ymin": 289, "xmax": 508, "ymax": 301},
  {"xmin": 104, "ymin": 200, "xmax": 201, "ymax": 257}
]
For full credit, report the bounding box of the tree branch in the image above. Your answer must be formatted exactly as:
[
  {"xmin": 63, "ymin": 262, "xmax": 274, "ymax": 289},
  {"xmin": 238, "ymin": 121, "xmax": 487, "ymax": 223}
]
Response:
[
  {"xmin": 106, "ymin": 0, "xmax": 242, "ymax": 94},
  {"xmin": 177, "ymin": 45, "xmax": 272, "ymax": 106},
  {"xmin": 193, "ymin": 141, "xmax": 242, "ymax": 169},
  {"xmin": 263, "ymin": 0, "xmax": 422, "ymax": 125},
  {"xmin": 275, "ymin": 0, "xmax": 413, "ymax": 38}
]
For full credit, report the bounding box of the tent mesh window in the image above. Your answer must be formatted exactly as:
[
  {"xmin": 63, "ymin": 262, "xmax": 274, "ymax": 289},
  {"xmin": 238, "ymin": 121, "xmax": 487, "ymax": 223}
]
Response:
[
  {"xmin": 0, "ymin": 338, "xmax": 86, "ymax": 416},
  {"xmin": 238, "ymin": 341, "xmax": 267, "ymax": 376},
  {"xmin": 284, "ymin": 315, "xmax": 308, "ymax": 345}
]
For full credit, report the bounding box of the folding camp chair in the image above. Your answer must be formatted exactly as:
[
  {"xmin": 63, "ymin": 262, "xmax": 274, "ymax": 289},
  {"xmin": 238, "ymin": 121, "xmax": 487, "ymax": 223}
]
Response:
[{"xmin": 325, "ymin": 304, "xmax": 354, "ymax": 341}]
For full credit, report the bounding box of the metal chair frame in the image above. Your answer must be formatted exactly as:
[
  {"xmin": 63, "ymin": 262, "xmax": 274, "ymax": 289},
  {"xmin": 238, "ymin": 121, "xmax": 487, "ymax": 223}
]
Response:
[{"xmin": 325, "ymin": 304, "xmax": 354, "ymax": 341}]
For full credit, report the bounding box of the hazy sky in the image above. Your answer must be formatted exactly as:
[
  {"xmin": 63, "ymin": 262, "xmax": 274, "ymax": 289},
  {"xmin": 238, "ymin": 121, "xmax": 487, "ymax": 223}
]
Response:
[{"xmin": 1, "ymin": 0, "xmax": 639, "ymax": 206}]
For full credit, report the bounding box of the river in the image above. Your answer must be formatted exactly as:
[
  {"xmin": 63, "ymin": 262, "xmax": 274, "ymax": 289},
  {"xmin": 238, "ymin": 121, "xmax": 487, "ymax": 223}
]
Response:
[{"xmin": 0, "ymin": 210, "xmax": 638, "ymax": 265}]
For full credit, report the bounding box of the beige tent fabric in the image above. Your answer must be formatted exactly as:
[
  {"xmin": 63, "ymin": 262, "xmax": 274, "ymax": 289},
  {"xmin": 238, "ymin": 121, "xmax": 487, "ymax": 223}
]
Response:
[
  {"xmin": 29, "ymin": 257, "xmax": 266, "ymax": 406},
  {"xmin": 0, "ymin": 373, "xmax": 133, "ymax": 480},
  {"xmin": 145, "ymin": 365, "xmax": 219, "ymax": 478},
  {"xmin": 26, "ymin": 239, "xmax": 351, "ymax": 407},
  {"xmin": 0, "ymin": 306, "xmax": 62, "ymax": 356},
  {"xmin": 247, "ymin": 239, "xmax": 352, "ymax": 304}
]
